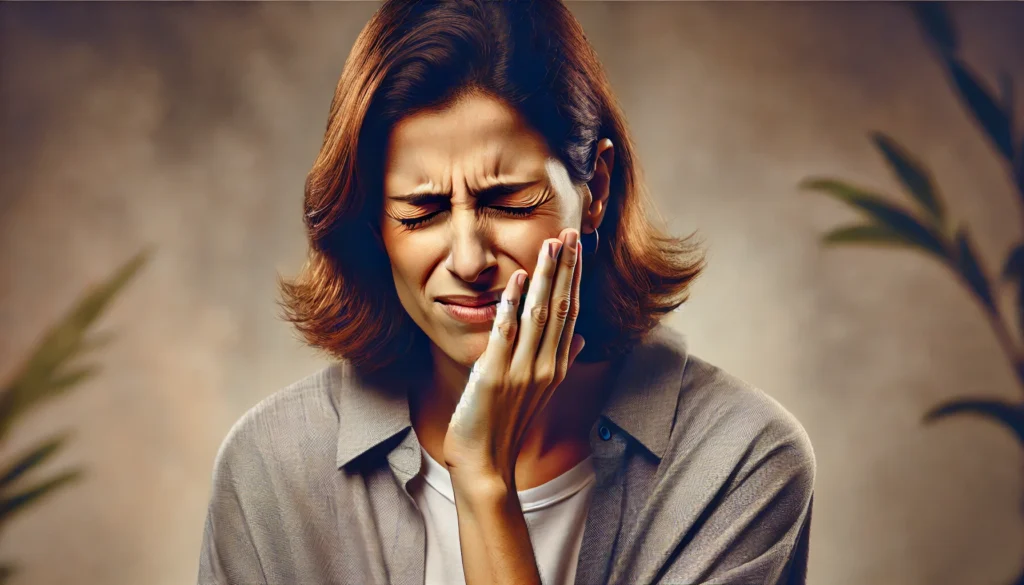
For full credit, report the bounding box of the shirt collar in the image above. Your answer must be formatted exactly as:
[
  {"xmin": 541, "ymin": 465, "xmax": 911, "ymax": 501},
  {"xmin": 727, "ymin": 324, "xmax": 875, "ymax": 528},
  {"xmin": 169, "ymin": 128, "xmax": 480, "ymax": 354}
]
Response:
[{"xmin": 332, "ymin": 322, "xmax": 690, "ymax": 469}]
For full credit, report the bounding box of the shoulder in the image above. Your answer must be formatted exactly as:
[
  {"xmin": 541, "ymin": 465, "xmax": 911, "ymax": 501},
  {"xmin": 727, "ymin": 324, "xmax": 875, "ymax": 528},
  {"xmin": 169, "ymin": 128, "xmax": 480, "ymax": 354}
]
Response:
[
  {"xmin": 673, "ymin": 353, "xmax": 816, "ymax": 487},
  {"xmin": 210, "ymin": 364, "xmax": 342, "ymax": 484}
]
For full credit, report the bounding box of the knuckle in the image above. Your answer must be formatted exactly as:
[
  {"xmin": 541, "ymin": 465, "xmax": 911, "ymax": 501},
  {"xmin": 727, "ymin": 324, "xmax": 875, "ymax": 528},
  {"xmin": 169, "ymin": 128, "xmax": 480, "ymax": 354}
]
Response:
[
  {"xmin": 529, "ymin": 303, "xmax": 549, "ymax": 326},
  {"xmin": 533, "ymin": 365, "xmax": 555, "ymax": 387},
  {"xmin": 567, "ymin": 298, "xmax": 580, "ymax": 321},
  {"xmin": 509, "ymin": 371, "xmax": 530, "ymax": 391},
  {"xmin": 496, "ymin": 320, "xmax": 516, "ymax": 342},
  {"xmin": 564, "ymin": 246, "xmax": 578, "ymax": 267},
  {"xmin": 554, "ymin": 295, "xmax": 572, "ymax": 320}
]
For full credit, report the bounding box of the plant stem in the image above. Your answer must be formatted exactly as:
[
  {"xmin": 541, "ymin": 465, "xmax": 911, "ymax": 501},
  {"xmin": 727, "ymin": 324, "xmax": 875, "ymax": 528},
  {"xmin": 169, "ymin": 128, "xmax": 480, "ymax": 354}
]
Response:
[
  {"xmin": 985, "ymin": 302, "xmax": 1024, "ymax": 389},
  {"xmin": 1016, "ymin": 157, "xmax": 1024, "ymax": 234},
  {"xmin": 955, "ymin": 270, "xmax": 1024, "ymax": 391}
]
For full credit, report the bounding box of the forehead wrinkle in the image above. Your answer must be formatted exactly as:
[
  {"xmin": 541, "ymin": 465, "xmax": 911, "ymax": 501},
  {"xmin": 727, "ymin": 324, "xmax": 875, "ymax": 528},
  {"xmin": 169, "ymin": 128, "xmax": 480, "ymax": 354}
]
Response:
[
  {"xmin": 463, "ymin": 142, "xmax": 503, "ymax": 195},
  {"xmin": 384, "ymin": 105, "xmax": 551, "ymax": 201},
  {"xmin": 384, "ymin": 149, "xmax": 450, "ymax": 198}
]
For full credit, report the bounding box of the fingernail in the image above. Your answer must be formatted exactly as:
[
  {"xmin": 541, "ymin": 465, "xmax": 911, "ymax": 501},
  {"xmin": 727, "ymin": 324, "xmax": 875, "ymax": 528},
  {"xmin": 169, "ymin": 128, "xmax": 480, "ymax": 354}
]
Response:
[
  {"xmin": 516, "ymin": 272, "xmax": 526, "ymax": 287},
  {"xmin": 565, "ymin": 230, "xmax": 578, "ymax": 250},
  {"xmin": 548, "ymin": 241, "xmax": 562, "ymax": 259}
]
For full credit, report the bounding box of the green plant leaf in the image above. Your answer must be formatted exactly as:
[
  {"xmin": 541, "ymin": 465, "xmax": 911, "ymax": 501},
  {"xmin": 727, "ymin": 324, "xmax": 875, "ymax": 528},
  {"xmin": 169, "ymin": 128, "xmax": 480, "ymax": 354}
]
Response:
[
  {"xmin": 46, "ymin": 366, "xmax": 100, "ymax": 394},
  {"xmin": 0, "ymin": 432, "xmax": 72, "ymax": 489},
  {"xmin": 946, "ymin": 57, "xmax": 1015, "ymax": 163},
  {"xmin": 999, "ymin": 71, "xmax": 1014, "ymax": 138},
  {"xmin": 1017, "ymin": 282, "xmax": 1024, "ymax": 355},
  {"xmin": 870, "ymin": 132, "xmax": 946, "ymax": 222},
  {"xmin": 953, "ymin": 227, "xmax": 995, "ymax": 312},
  {"xmin": 0, "ymin": 469, "xmax": 83, "ymax": 526},
  {"xmin": 822, "ymin": 224, "xmax": 917, "ymax": 247},
  {"xmin": 0, "ymin": 365, "xmax": 100, "ymax": 443},
  {"xmin": 1001, "ymin": 244, "xmax": 1024, "ymax": 374},
  {"xmin": 1017, "ymin": 134, "xmax": 1024, "ymax": 197},
  {"xmin": 800, "ymin": 178, "xmax": 951, "ymax": 259},
  {"xmin": 910, "ymin": 2, "xmax": 957, "ymax": 56},
  {"xmin": 1004, "ymin": 243, "xmax": 1024, "ymax": 280},
  {"xmin": 924, "ymin": 397, "xmax": 1024, "ymax": 445},
  {"xmin": 78, "ymin": 331, "xmax": 115, "ymax": 355},
  {"xmin": 0, "ymin": 248, "xmax": 150, "ymax": 440}
]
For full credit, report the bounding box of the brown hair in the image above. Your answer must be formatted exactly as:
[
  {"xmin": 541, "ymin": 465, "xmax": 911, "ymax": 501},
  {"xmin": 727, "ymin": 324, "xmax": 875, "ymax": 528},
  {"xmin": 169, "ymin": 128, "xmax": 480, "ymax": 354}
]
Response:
[{"xmin": 279, "ymin": 0, "xmax": 705, "ymax": 374}]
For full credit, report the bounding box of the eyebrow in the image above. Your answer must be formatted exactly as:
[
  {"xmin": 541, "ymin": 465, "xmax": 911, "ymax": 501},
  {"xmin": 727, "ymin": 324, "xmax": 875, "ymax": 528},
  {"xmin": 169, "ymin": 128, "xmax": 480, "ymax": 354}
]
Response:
[{"xmin": 388, "ymin": 180, "xmax": 541, "ymax": 204}]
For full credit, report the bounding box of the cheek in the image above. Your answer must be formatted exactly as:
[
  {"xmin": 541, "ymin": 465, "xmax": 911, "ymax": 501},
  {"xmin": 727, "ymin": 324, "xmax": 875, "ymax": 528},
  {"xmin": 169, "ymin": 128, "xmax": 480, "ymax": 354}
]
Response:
[
  {"xmin": 493, "ymin": 213, "xmax": 566, "ymax": 271},
  {"xmin": 382, "ymin": 229, "xmax": 442, "ymax": 291}
]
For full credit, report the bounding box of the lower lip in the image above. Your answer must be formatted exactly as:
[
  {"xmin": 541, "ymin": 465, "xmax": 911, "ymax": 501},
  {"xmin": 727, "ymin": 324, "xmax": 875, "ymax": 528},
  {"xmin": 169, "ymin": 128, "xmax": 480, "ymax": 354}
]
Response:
[{"xmin": 439, "ymin": 301, "xmax": 499, "ymax": 324}]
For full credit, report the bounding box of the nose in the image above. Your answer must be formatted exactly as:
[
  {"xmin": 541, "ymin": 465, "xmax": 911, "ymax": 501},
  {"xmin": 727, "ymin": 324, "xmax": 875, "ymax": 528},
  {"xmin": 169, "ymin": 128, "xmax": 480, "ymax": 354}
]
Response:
[{"xmin": 443, "ymin": 207, "xmax": 497, "ymax": 284}]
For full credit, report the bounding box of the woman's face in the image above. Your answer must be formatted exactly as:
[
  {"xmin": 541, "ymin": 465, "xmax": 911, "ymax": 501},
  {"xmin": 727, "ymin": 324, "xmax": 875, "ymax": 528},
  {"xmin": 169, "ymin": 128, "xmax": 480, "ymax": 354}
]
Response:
[{"xmin": 379, "ymin": 91, "xmax": 594, "ymax": 368}]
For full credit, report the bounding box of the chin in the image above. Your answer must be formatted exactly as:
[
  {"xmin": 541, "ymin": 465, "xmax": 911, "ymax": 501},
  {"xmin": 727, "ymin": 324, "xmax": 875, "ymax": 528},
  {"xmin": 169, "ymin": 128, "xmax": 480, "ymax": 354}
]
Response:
[{"xmin": 440, "ymin": 330, "xmax": 490, "ymax": 368}]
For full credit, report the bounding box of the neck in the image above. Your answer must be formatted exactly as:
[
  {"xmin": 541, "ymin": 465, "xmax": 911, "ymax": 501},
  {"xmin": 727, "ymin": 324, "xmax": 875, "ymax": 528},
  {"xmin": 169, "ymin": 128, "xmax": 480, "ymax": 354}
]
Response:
[{"xmin": 409, "ymin": 343, "xmax": 619, "ymax": 479}]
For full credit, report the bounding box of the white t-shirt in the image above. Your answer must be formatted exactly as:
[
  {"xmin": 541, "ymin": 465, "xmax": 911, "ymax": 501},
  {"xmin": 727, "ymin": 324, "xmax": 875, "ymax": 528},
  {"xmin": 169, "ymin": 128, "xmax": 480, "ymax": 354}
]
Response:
[{"xmin": 408, "ymin": 444, "xmax": 597, "ymax": 585}]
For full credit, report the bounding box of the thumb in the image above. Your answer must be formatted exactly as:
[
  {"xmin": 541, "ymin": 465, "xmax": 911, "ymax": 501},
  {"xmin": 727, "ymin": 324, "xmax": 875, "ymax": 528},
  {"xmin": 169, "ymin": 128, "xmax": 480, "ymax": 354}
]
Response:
[{"xmin": 568, "ymin": 334, "xmax": 586, "ymax": 368}]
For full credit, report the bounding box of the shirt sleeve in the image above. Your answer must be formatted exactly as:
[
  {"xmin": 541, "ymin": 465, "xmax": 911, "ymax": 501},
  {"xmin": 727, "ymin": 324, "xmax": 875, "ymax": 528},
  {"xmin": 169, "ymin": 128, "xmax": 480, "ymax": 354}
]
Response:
[
  {"xmin": 197, "ymin": 426, "xmax": 269, "ymax": 585},
  {"xmin": 657, "ymin": 431, "xmax": 816, "ymax": 585}
]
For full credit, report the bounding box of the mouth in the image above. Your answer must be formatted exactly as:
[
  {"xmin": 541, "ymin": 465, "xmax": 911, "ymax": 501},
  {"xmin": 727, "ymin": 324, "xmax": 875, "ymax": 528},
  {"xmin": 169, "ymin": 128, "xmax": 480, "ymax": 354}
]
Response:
[
  {"xmin": 437, "ymin": 299, "xmax": 500, "ymax": 308},
  {"xmin": 434, "ymin": 291, "xmax": 503, "ymax": 307},
  {"xmin": 437, "ymin": 300, "xmax": 500, "ymax": 324}
]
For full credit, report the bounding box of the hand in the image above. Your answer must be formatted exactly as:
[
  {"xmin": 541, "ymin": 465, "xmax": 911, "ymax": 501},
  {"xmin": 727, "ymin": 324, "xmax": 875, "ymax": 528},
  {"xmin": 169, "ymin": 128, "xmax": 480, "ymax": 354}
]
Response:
[{"xmin": 442, "ymin": 228, "xmax": 586, "ymax": 490}]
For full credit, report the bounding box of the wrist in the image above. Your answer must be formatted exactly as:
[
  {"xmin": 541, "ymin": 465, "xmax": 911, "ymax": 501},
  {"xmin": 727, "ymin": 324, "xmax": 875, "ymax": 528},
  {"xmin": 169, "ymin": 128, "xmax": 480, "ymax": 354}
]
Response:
[{"xmin": 450, "ymin": 469, "xmax": 515, "ymax": 510}]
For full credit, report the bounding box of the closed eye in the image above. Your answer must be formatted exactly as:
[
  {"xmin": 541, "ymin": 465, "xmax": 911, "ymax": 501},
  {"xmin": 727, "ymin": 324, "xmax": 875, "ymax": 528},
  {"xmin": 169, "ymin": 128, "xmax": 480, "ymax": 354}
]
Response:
[
  {"xmin": 396, "ymin": 210, "xmax": 444, "ymax": 230},
  {"xmin": 396, "ymin": 204, "xmax": 539, "ymax": 231},
  {"xmin": 488, "ymin": 205, "xmax": 536, "ymax": 218}
]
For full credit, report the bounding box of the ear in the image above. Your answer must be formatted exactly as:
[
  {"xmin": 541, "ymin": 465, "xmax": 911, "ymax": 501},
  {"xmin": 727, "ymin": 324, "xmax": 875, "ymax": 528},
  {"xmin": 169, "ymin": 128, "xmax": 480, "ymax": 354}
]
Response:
[{"xmin": 582, "ymin": 138, "xmax": 614, "ymax": 234}]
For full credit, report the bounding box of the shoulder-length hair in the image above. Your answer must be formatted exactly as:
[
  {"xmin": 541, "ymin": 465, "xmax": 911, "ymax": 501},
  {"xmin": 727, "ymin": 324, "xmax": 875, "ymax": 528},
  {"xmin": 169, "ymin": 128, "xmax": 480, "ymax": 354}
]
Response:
[{"xmin": 279, "ymin": 0, "xmax": 705, "ymax": 375}]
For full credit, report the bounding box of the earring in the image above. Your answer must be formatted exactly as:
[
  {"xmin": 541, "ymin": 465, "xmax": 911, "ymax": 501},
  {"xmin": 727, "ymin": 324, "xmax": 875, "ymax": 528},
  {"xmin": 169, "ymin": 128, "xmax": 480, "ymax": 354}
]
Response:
[{"xmin": 580, "ymin": 228, "xmax": 599, "ymax": 256}]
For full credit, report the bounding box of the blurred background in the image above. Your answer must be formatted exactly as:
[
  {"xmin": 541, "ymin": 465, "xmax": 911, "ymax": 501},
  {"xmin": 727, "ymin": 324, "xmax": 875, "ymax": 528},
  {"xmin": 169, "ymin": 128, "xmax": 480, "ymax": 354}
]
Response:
[{"xmin": 2, "ymin": 1, "xmax": 1024, "ymax": 584}]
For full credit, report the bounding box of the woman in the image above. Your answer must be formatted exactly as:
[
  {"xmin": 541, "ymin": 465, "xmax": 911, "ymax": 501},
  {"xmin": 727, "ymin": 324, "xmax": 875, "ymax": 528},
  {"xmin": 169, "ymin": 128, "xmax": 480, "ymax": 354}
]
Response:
[{"xmin": 197, "ymin": 1, "xmax": 815, "ymax": 584}]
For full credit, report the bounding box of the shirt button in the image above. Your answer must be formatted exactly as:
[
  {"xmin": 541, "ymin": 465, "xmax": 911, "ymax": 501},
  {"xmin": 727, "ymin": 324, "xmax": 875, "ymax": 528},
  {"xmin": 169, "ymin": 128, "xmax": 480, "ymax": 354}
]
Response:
[{"xmin": 598, "ymin": 424, "xmax": 612, "ymax": 441}]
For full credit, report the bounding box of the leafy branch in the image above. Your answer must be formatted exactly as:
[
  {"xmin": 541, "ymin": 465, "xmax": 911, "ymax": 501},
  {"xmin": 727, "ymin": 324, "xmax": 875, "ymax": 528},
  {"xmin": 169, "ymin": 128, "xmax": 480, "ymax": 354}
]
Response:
[
  {"xmin": 802, "ymin": 2, "xmax": 1024, "ymax": 436},
  {"xmin": 0, "ymin": 248, "xmax": 151, "ymax": 583},
  {"xmin": 801, "ymin": 135, "xmax": 1020, "ymax": 390},
  {"xmin": 801, "ymin": 2, "xmax": 1024, "ymax": 582}
]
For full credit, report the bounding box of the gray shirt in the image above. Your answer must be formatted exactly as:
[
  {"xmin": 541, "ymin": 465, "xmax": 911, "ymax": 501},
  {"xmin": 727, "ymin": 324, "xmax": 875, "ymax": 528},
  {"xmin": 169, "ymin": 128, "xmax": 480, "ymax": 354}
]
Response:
[{"xmin": 197, "ymin": 324, "xmax": 815, "ymax": 585}]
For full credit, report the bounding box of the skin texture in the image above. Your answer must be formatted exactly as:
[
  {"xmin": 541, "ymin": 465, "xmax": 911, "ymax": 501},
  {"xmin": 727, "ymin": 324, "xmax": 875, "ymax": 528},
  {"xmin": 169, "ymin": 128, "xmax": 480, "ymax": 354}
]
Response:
[
  {"xmin": 379, "ymin": 89, "xmax": 616, "ymax": 585},
  {"xmin": 444, "ymin": 230, "xmax": 584, "ymax": 585},
  {"xmin": 444, "ymin": 234, "xmax": 583, "ymax": 477},
  {"xmin": 380, "ymin": 91, "xmax": 579, "ymax": 368}
]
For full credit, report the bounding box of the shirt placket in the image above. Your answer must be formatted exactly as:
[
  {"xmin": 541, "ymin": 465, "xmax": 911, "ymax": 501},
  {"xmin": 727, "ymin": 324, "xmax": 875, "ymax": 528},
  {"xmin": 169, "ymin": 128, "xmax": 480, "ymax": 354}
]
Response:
[
  {"xmin": 384, "ymin": 427, "xmax": 427, "ymax": 585},
  {"xmin": 574, "ymin": 416, "xmax": 628, "ymax": 585}
]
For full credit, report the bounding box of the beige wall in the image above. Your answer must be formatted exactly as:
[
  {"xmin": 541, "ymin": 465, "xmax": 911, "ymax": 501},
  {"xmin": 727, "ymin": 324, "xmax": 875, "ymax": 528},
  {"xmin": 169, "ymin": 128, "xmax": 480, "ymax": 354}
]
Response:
[{"xmin": 2, "ymin": 2, "xmax": 1023, "ymax": 584}]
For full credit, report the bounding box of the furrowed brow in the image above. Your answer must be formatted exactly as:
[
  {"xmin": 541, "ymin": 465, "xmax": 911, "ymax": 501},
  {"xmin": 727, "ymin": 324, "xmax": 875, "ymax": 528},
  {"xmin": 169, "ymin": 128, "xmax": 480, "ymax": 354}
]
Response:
[{"xmin": 389, "ymin": 180, "xmax": 540, "ymax": 204}]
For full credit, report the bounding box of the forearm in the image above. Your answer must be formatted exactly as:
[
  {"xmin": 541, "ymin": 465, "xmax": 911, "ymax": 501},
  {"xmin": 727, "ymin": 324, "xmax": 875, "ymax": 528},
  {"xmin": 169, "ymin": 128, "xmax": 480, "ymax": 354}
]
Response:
[{"xmin": 451, "ymin": 474, "xmax": 542, "ymax": 585}]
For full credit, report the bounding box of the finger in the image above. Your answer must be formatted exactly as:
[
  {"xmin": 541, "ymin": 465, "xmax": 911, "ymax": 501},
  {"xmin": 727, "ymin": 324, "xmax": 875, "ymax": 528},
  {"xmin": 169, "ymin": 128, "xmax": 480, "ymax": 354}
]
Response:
[
  {"xmin": 537, "ymin": 229, "xmax": 579, "ymax": 385},
  {"xmin": 568, "ymin": 334, "xmax": 585, "ymax": 368},
  {"xmin": 476, "ymin": 269, "xmax": 527, "ymax": 380},
  {"xmin": 509, "ymin": 237, "xmax": 563, "ymax": 379},
  {"xmin": 537, "ymin": 238, "xmax": 583, "ymax": 421},
  {"xmin": 556, "ymin": 239, "xmax": 584, "ymax": 379}
]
